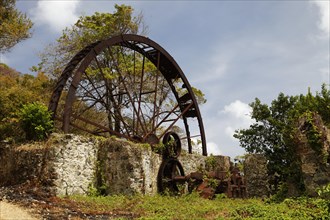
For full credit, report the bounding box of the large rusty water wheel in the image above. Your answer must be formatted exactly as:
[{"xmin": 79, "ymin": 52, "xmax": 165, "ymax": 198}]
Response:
[{"xmin": 49, "ymin": 34, "xmax": 207, "ymax": 155}]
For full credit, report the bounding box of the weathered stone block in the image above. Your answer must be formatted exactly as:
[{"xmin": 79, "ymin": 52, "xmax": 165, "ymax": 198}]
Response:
[{"xmin": 244, "ymin": 154, "xmax": 269, "ymax": 197}]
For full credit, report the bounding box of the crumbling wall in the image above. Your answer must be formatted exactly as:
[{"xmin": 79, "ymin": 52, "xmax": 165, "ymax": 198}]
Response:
[
  {"xmin": 97, "ymin": 139, "xmax": 231, "ymax": 195},
  {"xmin": 295, "ymin": 112, "xmax": 330, "ymax": 196},
  {"xmin": 0, "ymin": 134, "xmax": 98, "ymax": 196},
  {"xmin": 0, "ymin": 143, "xmax": 15, "ymax": 186},
  {"xmin": 243, "ymin": 113, "xmax": 330, "ymax": 198},
  {"xmin": 51, "ymin": 134, "xmax": 98, "ymax": 195},
  {"xmin": 97, "ymin": 139, "xmax": 162, "ymax": 195},
  {"xmin": 1, "ymin": 134, "xmax": 226, "ymax": 196},
  {"xmin": 244, "ymin": 154, "xmax": 269, "ymax": 197},
  {"xmin": 179, "ymin": 154, "xmax": 230, "ymax": 175},
  {"xmin": 0, "ymin": 141, "xmax": 56, "ymax": 190}
]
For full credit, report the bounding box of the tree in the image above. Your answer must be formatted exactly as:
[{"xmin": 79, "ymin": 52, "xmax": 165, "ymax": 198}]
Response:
[
  {"xmin": 0, "ymin": 0, "xmax": 33, "ymax": 52},
  {"xmin": 234, "ymin": 85, "xmax": 330, "ymax": 196},
  {"xmin": 0, "ymin": 63, "xmax": 52, "ymax": 141},
  {"xmin": 37, "ymin": 4, "xmax": 146, "ymax": 79}
]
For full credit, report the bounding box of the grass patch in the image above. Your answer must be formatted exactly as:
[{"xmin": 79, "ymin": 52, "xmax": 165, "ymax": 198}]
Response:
[{"xmin": 55, "ymin": 193, "xmax": 330, "ymax": 219}]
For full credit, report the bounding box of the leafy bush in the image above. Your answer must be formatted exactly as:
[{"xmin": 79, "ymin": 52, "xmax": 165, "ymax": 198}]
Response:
[
  {"xmin": 205, "ymin": 154, "xmax": 216, "ymax": 171},
  {"xmin": 317, "ymin": 183, "xmax": 330, "ymax": 200},
  {"xmin": 19, "ymin": 102, "xmax": 53, "ymax": 140}
]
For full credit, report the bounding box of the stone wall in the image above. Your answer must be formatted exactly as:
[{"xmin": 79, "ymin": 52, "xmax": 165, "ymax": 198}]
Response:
[
  {"xmin": 244, "ymin": 154, "xmax": 269, "ymax": 197},
  {"xmin": 0, "ymin": 134, "xmax": 230, "ymax": 196},
  {"xmin": 96, "ymin": 138, "xmax": 230, "ymax": 195},
  {"xmin": 0, "ymin": 134, "xmax": 98, "ymax": 196},
  {"xmin": 294, "ymin": 113, "xmax": 330, "ymax": 196},
  {"xmin": 179, "ymin": 153, "xmax": 231, "ymax": 175},
  {"xmin": 0, "ymin": 142, "xmax": 56, "ymax": 188},
  {"xmin": 97, "ymin": 138, "xmax": 162, "ymax": 195},
  {"xmin": 51, "ymin": 134, "xmax": 98, "ymax": 195}
]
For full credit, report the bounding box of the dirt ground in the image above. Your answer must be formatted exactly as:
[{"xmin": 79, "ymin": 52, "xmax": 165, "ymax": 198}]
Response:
[
  {"xmin": 0, "ymin": 201, "xmax": 39, "ymax": 220},
  {"xmin": 0, "ymin": 184, "xmax": 133, "ymax": 219}
]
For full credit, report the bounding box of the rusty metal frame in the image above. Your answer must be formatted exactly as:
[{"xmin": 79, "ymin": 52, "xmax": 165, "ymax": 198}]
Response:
[{"xmin": 48, "ymin": 34, "xmax": 207, "ymax": 156}]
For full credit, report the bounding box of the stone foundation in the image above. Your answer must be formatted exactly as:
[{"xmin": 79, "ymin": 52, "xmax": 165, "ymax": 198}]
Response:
[{"xmin": 0, "ymin": 134, "xmax": 230, "ymax": 196}]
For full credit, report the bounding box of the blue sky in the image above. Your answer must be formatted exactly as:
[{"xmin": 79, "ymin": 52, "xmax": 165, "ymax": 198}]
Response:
[{"xmin": 1, "ymin": 0, "xmax": 329, "ymax": 158}]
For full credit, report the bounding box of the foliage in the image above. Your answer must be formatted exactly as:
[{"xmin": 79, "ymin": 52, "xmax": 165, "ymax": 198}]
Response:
[
  {"xmin": 19, "ymin": 102, "xmax": 54, "ymax": 140},
  {"xmin": 57, "ymin": 194, "xmax": 330, "ymax": 219},
  {"xmin": 205, "ymin": 176, "xmax": 219, "ymax": 189},
  {"xmin": 0, "ymin": 0, "xmax": 33, "ymax": 52},
  {"xmin": 301, "ymin": 111, "xmax": 326, "ymax": 159},
  {"xmin": 234, "ymin": 85, "xmax": 330, "ymax": 196},
  {"xmin": 317, "ymin": 183, "xmax": 330, "ymax": 200},
  {"xmin": 192, "ymin": 86, "xmax": 207, "ymax": 105},
  {"xmin": 152, "ymin": 142, "xmax": 166, "ymax": 155},
  {"xmin": 0, "ymin": 64, "xmax": 52, "ymax": 141},
  {"xmin": 205, "ymin": 154, "xmax": 216, "ymax": 171},
  {"xmin": 93, "ymin": 139, "xmax": 124, "ymax": 196},
  {"xmin": 269, "ymin": 182, "xmax": 289, "ymax": 203},
  {"xmin": 234, "ymin": 155, "xmax": 246, "ymax": 172},
  {"xmin": 37, "ymin": 4, "xmax": 146, "ymax": 78}
]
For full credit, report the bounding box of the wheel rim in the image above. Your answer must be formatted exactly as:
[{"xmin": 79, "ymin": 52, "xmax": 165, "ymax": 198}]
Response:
[
  {"xmin": 157, "ymin": 158, "xmax": 185, "ymax": 194},
  {"xmin": 162, "ymin": 131, "xmax": 182, "ymax": 158},
  {"xmin": 49, "ymin": 34, "xmax": 207, "ymax": 155}
]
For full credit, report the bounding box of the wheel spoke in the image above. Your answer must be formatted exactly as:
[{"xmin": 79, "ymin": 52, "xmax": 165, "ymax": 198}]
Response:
[
  {"xmin": 93, "ymin": 51, "xmax": 131, "ymax": 136},
  {"xmin": 49, "ymin": 34, "xmax": 207, "ymax": 155},
  {"xmin": 107, "ymin": 46, "xmax": 148, "ymax": 135}
]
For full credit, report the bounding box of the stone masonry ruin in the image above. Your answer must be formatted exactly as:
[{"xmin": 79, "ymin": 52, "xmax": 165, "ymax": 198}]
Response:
[
  {"xmin": 243, "ymin": 112, "xmax": 330, "ymax": 198},
  {"xmin": 0, "ymin": 133, "xmax": 230, "ymax": 196},
  {"xmin": 1, "ymin": 130, "xmax": 329, "ymax": 198},
  {"xmin": 294, "ymin": 112, "xmax": 330, "ymax": 196}
]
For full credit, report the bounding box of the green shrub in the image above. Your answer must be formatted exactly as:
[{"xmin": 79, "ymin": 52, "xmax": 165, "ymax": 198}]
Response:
[
  {"xmin": 205, "ymin": 154, "xmax": 216, "ymax": 171},
  {"xmin": 317, "ymin": 183, "xmax": 330, "ymax": 200},
  {"xmin": 19, "ymin": 102, "xmax": 53, "ymax": 140}
]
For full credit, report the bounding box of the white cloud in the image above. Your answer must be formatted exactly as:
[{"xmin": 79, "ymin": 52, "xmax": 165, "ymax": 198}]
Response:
[
  {"xmin": 221, "ymin": 100, "xmax": 252, "ymax": 119},
  {"xmin": 207, "ymin": 142, "xmax": 222, "ymax": 155},
  {"xmin": 311, "ymin": 1, "xmax": 330, "ymax": 36},
  {"xmin": 220, "ymin": 101, "xmax": 253, "ymax": 141},
  {"xmin": 202, "ymin": 100, "xmax": 254, "ymax": 158},
  {"xmin": 219, "ymin": 100, "xmax": 254, "ymax": 140},
  {"xmin": 31, "ymin": 0, "xmax": 80, "ymax": 32}
]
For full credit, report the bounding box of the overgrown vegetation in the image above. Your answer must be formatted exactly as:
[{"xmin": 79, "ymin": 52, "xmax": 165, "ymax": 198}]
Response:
[
  {"xmin": 234, "ymin": 85, "xmax": 330, "ymax": 197},
  {"xmin": 56, "ymin": 193, "xmax": 329, "ymax": 219},
  {"xmin": 317, "ymin": 183, "xmax": 330, "ymax": 200}
]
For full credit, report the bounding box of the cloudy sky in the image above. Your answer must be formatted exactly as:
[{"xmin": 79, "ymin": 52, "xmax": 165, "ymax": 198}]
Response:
[{"xmin": 1, "ymin": 0, "xmax": 329, "ymax": 159}]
